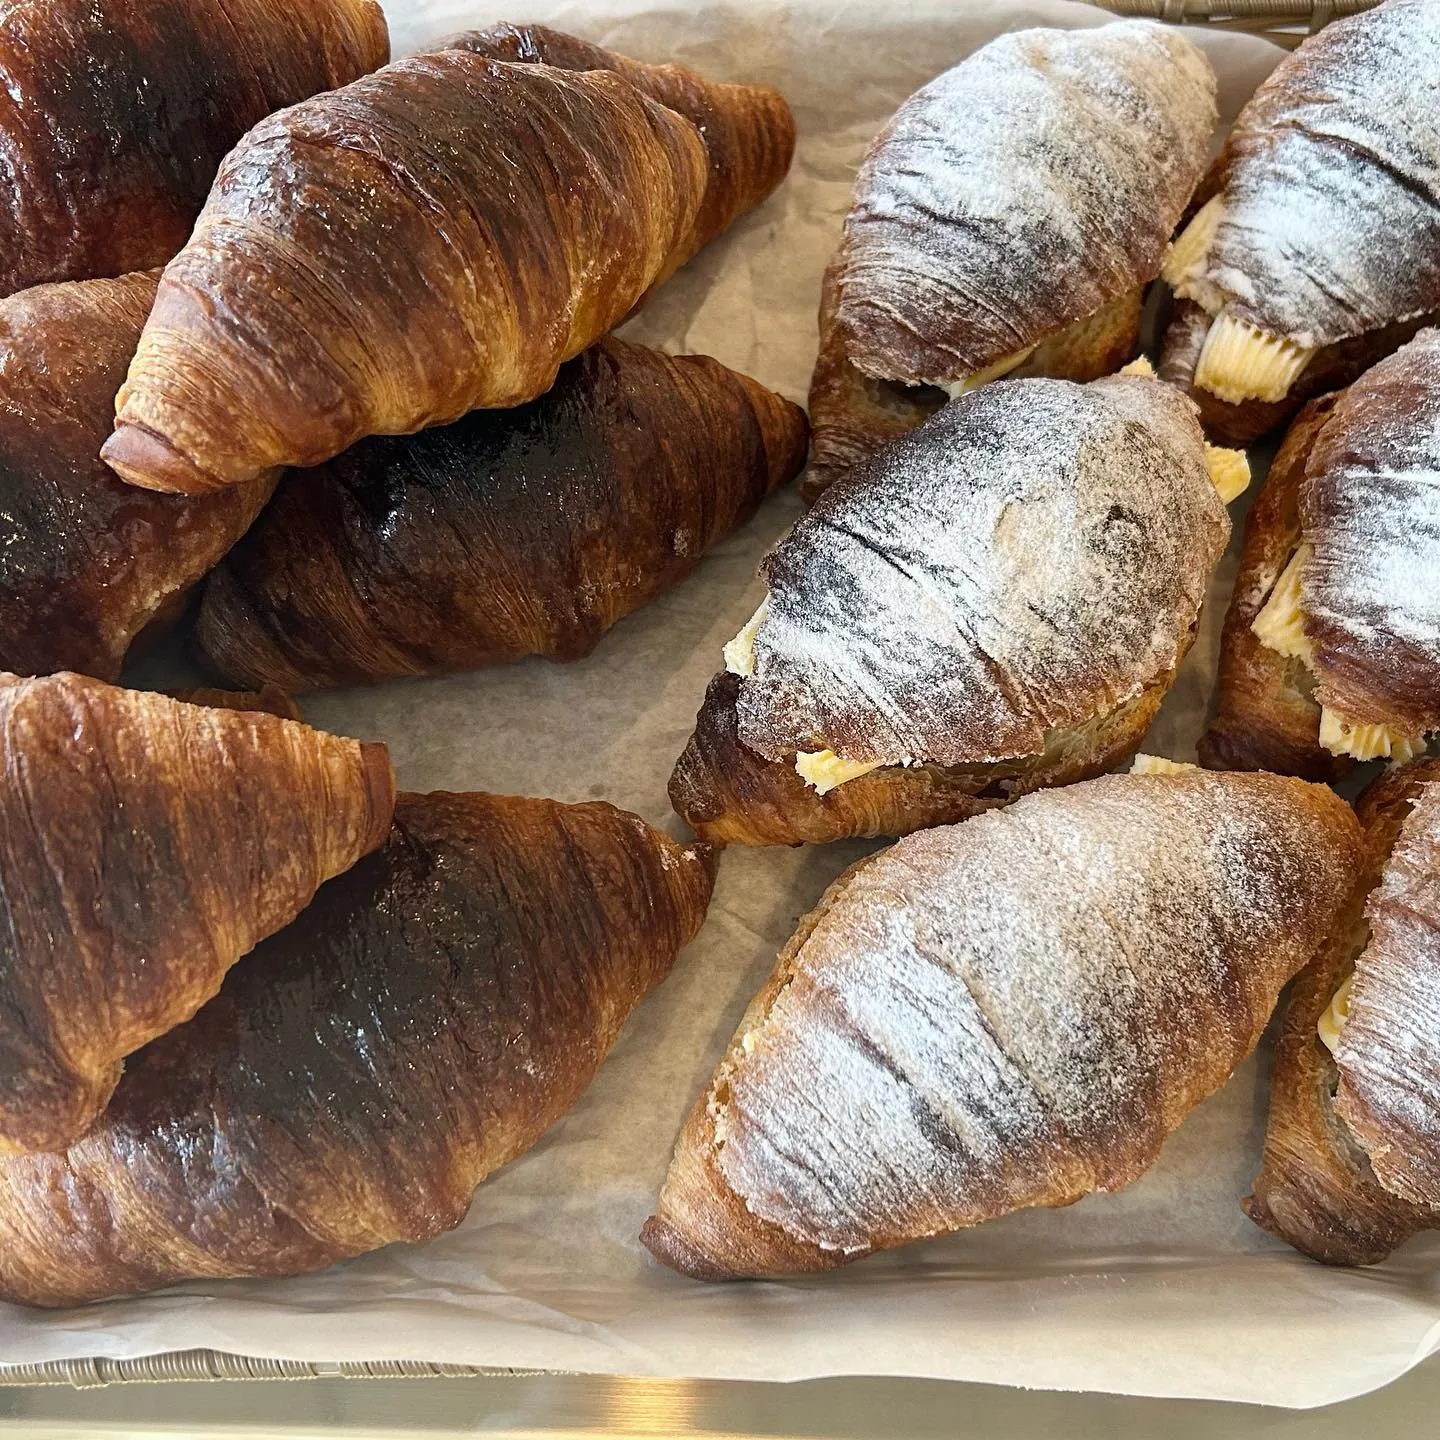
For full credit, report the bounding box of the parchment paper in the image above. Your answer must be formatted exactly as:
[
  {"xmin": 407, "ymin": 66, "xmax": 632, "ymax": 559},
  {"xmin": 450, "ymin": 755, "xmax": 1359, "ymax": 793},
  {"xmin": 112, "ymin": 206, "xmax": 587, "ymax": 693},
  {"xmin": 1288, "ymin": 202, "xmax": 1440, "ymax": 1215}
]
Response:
[{"xmin": 4, "ymin": 0, "xmax": 1437, "ymax": 1408}]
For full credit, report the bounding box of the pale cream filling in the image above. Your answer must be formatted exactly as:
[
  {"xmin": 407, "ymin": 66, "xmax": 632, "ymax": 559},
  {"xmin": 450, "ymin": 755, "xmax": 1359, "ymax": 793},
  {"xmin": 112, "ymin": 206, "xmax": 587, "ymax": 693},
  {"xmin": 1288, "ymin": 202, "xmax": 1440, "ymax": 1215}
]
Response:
[
  {"xmin": 939, "ymin": 345, "xmax": 1037, "ymax": 400},
  {"xmin": 1130, "ymin": 754, "xmax": 1197, "ymax": 775},
  {"xmin": 1251, "ymin": 545, "xmax": 1426, "ymax": 762},
  {"xmin": 1317, "ymin": 973, "xmax": 1354, "ymax": 1057}
]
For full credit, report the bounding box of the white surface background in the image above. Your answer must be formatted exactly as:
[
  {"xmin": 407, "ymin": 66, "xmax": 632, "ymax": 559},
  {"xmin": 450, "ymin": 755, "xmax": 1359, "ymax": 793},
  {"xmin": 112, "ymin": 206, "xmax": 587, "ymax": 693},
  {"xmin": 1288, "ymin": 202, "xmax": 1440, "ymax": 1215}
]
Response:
[{"xmin": 3, "ymin": 0, "xmax": 1437, "ymax": 1410}]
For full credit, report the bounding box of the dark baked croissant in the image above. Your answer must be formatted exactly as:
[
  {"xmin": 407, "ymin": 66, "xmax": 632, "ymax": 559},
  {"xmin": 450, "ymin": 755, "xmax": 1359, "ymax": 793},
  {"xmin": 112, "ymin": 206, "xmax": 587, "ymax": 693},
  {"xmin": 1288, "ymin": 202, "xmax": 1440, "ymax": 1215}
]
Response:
[
  {"xmin": 1161, "ymin": 0, "xmax": 1440, "ymax": 433},
  {"xmin": 672, "ymin": 369, "xmax": 1243, "ymax": 846},
  {"xmin": 0, "ymin": 790, "xmax": 713, "ymax": 1307},
  {"xmin": 100, "ymin": 54, "xmax": 716, "ymax": 496},
  {"xmin": 1201, "ymin": 328, "xmax": 1440, "ymax": 776},
  {"xmin": 644, "ymin": 768, "xmax": 1361, "ymax": 1279},
  {"xmin": 1246, "ymin": 759, "xmax": 1440, "ymax": 1265},
  {"xmin": 437, "ymin": 23, "xmax": 794, "ymax": 268},
  {"xmin": 0, "ymin": 271, "xmax": 275, "ymax": 681},
  {"xmin": 0, "ymin": 0, "xmax": 387, "ymax": 298},
  {"xmin": 805, "ymin": 21, "xmax": 1215, "ymax": 499},
  {"xmin": 192, "ymin": 338, "xmax": 808, "ymax": 691},
  {"xmin": 0, "ymin": 672, "xmax": 394, "ymax": 1157}
]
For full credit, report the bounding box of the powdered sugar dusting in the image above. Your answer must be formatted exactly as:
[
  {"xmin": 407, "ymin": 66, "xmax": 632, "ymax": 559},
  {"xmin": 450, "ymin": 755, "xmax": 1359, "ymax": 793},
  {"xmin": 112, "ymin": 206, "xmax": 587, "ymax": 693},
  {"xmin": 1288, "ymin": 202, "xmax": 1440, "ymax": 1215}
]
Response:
[
  {"xmin": 1338, "ymin": 781, "xmax": 1440, "ymax": 1206},
  {"xmin": 1203, "ymin": 0, "xmax": 1440, "ymax": 349},
  {"xmin": 1301, "ymin": 327, "xmax": 1440, "ymax": 730},
  {"xmin": 835, "ymin": 21, "xmax": 1215, "ymax": 384},
  {"xmin": 719, "ymin": 771, "xmax": 1354, "ymax": 1252},
  {"xmin": 737, "ymin": 375, "xmax": 1229, "ymax": 767}
]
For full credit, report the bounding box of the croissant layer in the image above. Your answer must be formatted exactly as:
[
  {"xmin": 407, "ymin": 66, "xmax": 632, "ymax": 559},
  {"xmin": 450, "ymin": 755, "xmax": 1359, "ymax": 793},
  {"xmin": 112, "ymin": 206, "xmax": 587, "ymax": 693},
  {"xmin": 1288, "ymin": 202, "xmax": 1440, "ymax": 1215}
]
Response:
[
  {"xmin": 0, "ymin": 272, "xmax": 275, "ymax": 681},
  {"xmin": 645, "ymin": 770, "xmax": 1360, "ymax": 1278},
  {"xmin": 194, "ymin": 339, "xmax": 807, "ymax": 690},
  {"xmin": 0, "ymin": 673, "xmax": 395, "ymax": 1156},
  {"xmin": 0, "ymin": 0, "xmax": 387, "ymax": 297},
  {"xmin": 438, "ymin": 24, "xmax": 794, "ymax": 269},
  {"xmin": 102, "ymin": 54, "xmax": 710, "ymax": 495},
  {"xmin": 0, "ymin": 792, "xmax": 712, "ymax": 1307}
]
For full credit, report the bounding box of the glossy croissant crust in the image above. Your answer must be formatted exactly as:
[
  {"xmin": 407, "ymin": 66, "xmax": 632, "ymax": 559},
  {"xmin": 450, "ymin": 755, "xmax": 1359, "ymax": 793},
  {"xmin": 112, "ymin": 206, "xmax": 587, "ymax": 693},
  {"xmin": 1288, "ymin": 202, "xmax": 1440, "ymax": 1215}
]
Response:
[
  {"xmin": 0, "ymin": 672, "xmax": 394, "ymax": 1157},
  {"xmin": 0, "ymin": 271, "xmax": 275, "ymax": 681},
  {"xmin": 0, "ymin": 0, "xmax": 387, "ymax": 298},
  {"xmin": 194, "ymin": 338, "xmax": 808, "ymax": 691},
  {"xmin": 102, "ymin": 52, "xmax": 711, "ymax": 495},
  {"xmin": 645, "ymin": 770, "xmax": 1360, "ymax": 1279},
  {"xmin": 674, "ymin": 373, "xmax": 1228, "ymax": 845},
  {"xmin": 0, "ymin": 791, "xmax": 713, "ymax": 1307},
  {"xmin": 438, "ymin": 23, "xmax": 794, "ymax": 269}
]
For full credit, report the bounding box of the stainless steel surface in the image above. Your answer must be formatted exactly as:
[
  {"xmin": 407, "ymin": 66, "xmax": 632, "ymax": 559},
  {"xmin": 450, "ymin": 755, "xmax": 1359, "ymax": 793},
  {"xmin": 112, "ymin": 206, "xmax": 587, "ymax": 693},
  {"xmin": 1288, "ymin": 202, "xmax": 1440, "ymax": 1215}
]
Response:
[{"xmin": 2, "ymin": 1360, "xmax": 1440, "ymax": 1437}]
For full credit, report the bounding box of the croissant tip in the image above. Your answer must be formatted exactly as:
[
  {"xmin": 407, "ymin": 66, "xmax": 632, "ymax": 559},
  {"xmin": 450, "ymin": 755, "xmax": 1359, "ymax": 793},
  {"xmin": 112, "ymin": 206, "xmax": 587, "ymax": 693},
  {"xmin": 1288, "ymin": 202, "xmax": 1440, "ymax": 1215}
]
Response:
[
  {"xmin": 101, "ymin": 423, "xmax": 229, "ymax": 495},
  {"xmin": 639, "ymin": 1212, "xmax": 738, "ymax": 1281}
]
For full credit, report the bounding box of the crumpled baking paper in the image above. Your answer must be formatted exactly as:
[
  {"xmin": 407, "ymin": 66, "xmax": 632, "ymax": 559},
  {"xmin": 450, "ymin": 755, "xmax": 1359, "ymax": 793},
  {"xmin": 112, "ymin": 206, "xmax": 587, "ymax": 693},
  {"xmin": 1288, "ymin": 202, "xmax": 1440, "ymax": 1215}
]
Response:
[{"xmin": 4, "ymin": 0, "xmax": 1437, "ymax": 1408}]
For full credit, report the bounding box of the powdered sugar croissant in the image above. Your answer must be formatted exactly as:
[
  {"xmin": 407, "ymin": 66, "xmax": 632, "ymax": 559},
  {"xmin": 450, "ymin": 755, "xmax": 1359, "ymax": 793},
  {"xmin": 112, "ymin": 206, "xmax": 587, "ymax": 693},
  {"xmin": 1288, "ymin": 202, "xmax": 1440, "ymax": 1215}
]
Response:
[
  {"xmin": 1246, "ymin": 759, "xmax": 1440, "ymax": 1265},
  {"xmin": 101, "ymin": 53, "xmax": 709, "ymax": 496},
  {"xmin": 0, "ymin": 672, "xmax": 394, "ymax": 1156},
  {"xmin": 671, "ymin": 370, "xmax": 1243, "ymax": 846},
  {"xmin": 1161, "ymin": 0, "xmax": 1440, "ymax": 435},
  {"xmin": 644, "ymin": 769, "xmax": 1361, "ymax": 1279},
  {"xmin": 805, "ymin": 21, "xmax": 1215, "ymax": 499},
  {"xmin": 1202, "ymin": 328, "xmax": 1440, "ymax": 775}
]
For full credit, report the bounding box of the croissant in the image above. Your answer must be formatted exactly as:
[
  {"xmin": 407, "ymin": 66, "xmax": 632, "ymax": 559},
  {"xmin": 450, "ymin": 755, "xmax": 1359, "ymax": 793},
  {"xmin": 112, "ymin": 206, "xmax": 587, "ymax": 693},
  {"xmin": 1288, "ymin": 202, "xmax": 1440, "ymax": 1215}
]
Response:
[
  {"xmin": 672, "ymin": 370, "xmax": 1242, "ymax": 846},
  {"xmin": 805, "ymin": 21, "xmax": 1215, "ymax": 499},
  {"xmin": 437, "ymin": 23, "xmax": 794, "ymax": 268},
  {"xmin": 0, "ymin": 790, "xmax": 713, "ymax": 1307},
  {"xmin": 1161, "ymin": 0, "xmax": 1440, "ymax": 430},
  {"xmin": 100, "ymin": 53, "xmax": 711, "ymax": 497},
  {"xmin": 191, "ymin": 338, "xmax": 808, "ymax": 691},
  {"xmin": 0, "ymin": 672, "xmax": 394, "ymax": 1157},
  {"xmin": 166, "ymin": 685, "xmax": 302, "ymax": 721},
  {"xmin": 1201, "ymin": 329, "xmax": 1440, "ymax": 775},
  {"xmin": 1245, "ymin": 760, "xmax": 1440, "ymax": 1266},
  {"xmin": 0, "ymin": 0, "xmax": 387, "ymax": 298},
  {"xmin": 643, "ymin": 767, "xmax": 1361, "ymax": 1279},
  {"xmin": 0, "ymin": 271, "xmax": 275, "ymax": 681}
]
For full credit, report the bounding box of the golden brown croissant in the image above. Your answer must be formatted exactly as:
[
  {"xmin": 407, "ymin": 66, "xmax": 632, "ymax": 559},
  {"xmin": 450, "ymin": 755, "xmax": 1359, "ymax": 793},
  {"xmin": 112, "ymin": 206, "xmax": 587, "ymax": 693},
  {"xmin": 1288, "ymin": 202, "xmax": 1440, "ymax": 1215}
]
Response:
[
  {"xmin": 0, "ymin": 272, "xmax": 275, "ymax": 681},
  {"xmin": 1201, "ymin": 328, "xmax": 1440, "ymax": 774},
  {"xmin": 643, "ymin": 769, "xmax": 1361, "ymax": 1279},
  {"xmin": 0, "ymin": 790, "xmax": 713, "ymax": 1307},
  {"xmin": 0, "ymin": 672, "xmax": 394, "ymax": 1157},
  {"xmin": 805, "ymin": 22, "xmax": 1215, "ymax": 498},
  {"xmin": 673, "ymin": 371, "xmax": 1240, "ymax": 846},
  {"xmin": 1161, "ymin": 0, "xmax": 1440, "ymax": 418},
  {"xmin": 0, "ymin": 0, "xmax": 387, "ymax": 297},
  {"xmin": 191, "ymin": 338, "xmax": 807, "ymax": 691},
  {"xmin": 1246, "ymin": 760, "xmax": 1440, "ymax": 1264},
  {"xmin": 165, "ymin": 685, "xmax": 303, "ymax": 721},
  {"xmin": 437, "ymin": 23, "xmax": 794, "ymax": 268},
  {"xmin": 100, "ymin": 53, "xmax": 710, "ymax": 497}
]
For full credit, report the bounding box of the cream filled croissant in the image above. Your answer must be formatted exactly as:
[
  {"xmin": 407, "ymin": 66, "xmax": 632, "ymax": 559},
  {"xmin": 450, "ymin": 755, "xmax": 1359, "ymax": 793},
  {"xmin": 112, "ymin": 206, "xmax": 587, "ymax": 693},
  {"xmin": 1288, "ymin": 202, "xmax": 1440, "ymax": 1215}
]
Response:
[
  {"xmin": 437, "ymin": 24, "xmax": 794, "ymax": 269},
  {"xmin": 1247, "ymin": 759, "xmax": 1440, "ymax": 1265},
  {"xmin": 644, "ymin": 767, "xmax": 1361, "ymax": 1279},
  {"xmin": 0, "ymin": 0, "xmax": 387, "ymax": 298},
  {"xmin": 0, "ymin": 791, "xmax": 713, "ymax": 1307},
  {"xmin": 192, "ymin": 339, "xmax": 807, "ymax": 691},
  {"xmin": 0, "ymin": 673, "xmax": 394, "ymax": 1156},
  {"xmin": 0, "ymin": 272, "xmax": 275, "ymax": 680},
  {"xmin": 1201, "ymin": 329, "xmax": 1440, "ymax": 776},
  {"xmin": 805, "ymin": 21, "xmax": 1216, "ymax": 499},
  {"xmin": 1161, "ymin": 0, "xmax": 1440, "ymax": 440},
  {"xmin": 101, "ymin": 53, "xmax": 711, "ymax": 496},
  {"xmin": 672, "ymin": 368, "xmax": 1245, "ymax": 846}
]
